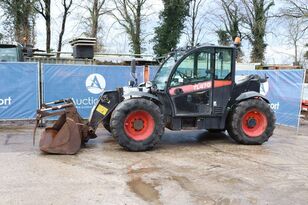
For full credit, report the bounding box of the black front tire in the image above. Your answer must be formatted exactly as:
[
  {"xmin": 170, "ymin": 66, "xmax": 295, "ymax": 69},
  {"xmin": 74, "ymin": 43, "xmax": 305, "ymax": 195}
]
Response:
[
  {"xmin": 110, "ymin": 98, "xmax": 164, "ymax": 151},
  {"xmin": 227, "ymin": 99, "xmax": 276, "ymax": 145}
]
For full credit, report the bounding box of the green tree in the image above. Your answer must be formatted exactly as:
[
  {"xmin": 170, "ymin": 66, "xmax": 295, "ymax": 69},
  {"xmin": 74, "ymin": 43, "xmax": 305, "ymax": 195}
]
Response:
[
  {"xmin": 242, "ymin": 0, "xmax": 274, "ymax": 63},
  {"xmin": 153, "ymin": 0, "xmax": 189, "ymax": 56},
  {"xmin": 0, "ymin": 0, "xmax": 36, "ymax": 44},
  {"xmin": 217, "ymin": 0, "xmax": 245, "ymax": 62},
  {"xmin": 216, "ymin": 29, "xmax": 230, "ymax": 46}
]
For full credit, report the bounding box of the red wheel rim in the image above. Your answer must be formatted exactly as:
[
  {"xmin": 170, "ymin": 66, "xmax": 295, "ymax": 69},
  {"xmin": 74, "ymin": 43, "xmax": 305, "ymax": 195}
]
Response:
[
  {"xmin": 241, "ymin": 109, "xmax": 268, "ymax": 138},
  {"xmin": 124, "ymin": 110, "xmax": 155, "ymax": 141}
]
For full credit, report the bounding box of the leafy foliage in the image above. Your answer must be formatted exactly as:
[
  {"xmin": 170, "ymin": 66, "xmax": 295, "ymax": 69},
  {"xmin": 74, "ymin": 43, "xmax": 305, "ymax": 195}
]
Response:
[
  {"xmin": 0, "ymin": 0, "xmax": 36, "ymax": 44},
  {"xmin": 217, "ymin": 0, "xmax": 244, "ymax": 62},
  {"xmin": 216, "ymin": 29, "xmax": 230, "ymax": 46},
  {"xmin": 153, "ymin": 0, "xmax": 189, "ymax": 56},
  {"xmin": 242, "ymin": 0, "xmax": 274, "ymax": 63}
]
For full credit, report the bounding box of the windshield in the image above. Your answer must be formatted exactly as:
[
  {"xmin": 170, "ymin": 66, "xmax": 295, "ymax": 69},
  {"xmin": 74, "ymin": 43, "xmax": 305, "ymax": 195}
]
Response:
[
  {"xmin": 153, "ymin": 55, "xmax": 181, "ymax": 90},
  {"xmin": 0, "ymin": 47, "xmax": 18, "ymax": 62}
]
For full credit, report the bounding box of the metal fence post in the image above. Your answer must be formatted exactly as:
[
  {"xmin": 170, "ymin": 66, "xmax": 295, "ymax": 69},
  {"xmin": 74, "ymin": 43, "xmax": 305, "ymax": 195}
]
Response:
[{"xmin": 297, "ymin": 68, "xmax": 307, "ymax": 135}]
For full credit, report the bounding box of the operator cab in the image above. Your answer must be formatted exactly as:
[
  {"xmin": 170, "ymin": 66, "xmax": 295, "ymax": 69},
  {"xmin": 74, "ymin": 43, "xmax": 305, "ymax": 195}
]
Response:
[{"xmin": 152, "ymin": 45, "xmax": 236, "ymax": 129}]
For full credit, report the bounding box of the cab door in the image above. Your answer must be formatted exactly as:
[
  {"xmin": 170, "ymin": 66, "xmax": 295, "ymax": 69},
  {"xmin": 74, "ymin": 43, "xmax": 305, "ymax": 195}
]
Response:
[
  {"xmin": 212, "ymin": 48, "xmax": 234, "ymax": 116},
  {"xmin": 167, "ymin": 49, "xmax": 214, "ymax": 116}
]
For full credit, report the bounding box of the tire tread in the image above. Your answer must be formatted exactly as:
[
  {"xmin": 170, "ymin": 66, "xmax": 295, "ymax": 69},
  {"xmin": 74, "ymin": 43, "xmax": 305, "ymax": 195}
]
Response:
[
  {"xmin": 227, "ymin": 99, "xmax": 276, "ymax": 145},
  {"xmin": 110, "ymin": 98, "xmax": 164, "ymax": 151}
]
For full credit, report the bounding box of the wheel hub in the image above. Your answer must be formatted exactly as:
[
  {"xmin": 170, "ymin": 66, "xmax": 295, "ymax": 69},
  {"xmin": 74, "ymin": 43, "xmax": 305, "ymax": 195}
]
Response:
[
  {"xmin": 124, "ymin": 110, "xmax": 155, "ymax": 141},
  {"xmin": 247, "ymin": 118, "xmax": 257, "ymax": 128},
  {"xmin": 133, "ymin": 119, "xmax": 144, "ymax": 131},
  {"xmin": 241, "ymin": 109, "xmax": 268, "ymax": 138}
]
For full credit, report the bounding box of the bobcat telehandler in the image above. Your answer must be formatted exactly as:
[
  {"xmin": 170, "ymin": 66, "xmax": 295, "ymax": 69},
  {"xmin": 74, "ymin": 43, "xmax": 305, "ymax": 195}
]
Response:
[{"xmin": 34, "ymin": 38, "xmax": 275, "ymax": 154}]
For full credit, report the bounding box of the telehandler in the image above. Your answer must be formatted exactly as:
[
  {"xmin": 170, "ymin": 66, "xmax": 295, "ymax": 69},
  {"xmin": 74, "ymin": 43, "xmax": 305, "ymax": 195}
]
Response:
[{"xmin": 34, "ymin": 38, "xmax": 275, "ymax": 154}]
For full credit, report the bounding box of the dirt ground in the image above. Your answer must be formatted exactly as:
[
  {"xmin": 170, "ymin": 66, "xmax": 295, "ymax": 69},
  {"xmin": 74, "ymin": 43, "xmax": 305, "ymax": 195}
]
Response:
[{"xmin": 0, "ymin": 120, "xmax": 308, "ymax": 205}]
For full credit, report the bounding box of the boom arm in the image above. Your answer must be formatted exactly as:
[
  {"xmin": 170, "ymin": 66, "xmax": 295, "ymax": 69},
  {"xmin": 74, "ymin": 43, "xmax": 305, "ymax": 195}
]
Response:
[{"xmin": 87, "ymin": 90, "xmax": 121, "ymax": 135}]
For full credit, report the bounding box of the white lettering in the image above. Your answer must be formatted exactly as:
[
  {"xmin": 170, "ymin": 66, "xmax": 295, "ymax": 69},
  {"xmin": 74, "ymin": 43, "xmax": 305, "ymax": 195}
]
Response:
[
  {"xmin": 270, "ymin": 102, "xmax": 280, "ymax": 110},
  {"xmin": 0, "ymin": 97, "xmax": 12, "ymax": 106},
  {"xmin": 193, "ymin": 82, "xmax": 212, "ymax": 91},
  {"xmin": 71, "ymin": 97, "xmax": 98, "ymax": 107}
]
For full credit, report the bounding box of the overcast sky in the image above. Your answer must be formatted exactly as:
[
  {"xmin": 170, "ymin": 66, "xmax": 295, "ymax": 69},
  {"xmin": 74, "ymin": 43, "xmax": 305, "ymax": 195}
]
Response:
[{"xmin": 1, "ymin": 0, "xmax": 307, "ymax": 65}]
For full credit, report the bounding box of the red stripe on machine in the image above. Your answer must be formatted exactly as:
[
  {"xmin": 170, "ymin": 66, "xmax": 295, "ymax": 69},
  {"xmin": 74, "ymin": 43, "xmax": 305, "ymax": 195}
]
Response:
[{"xmin": 169, "ymin": 80, "xmax": 232, "ymax": 96}]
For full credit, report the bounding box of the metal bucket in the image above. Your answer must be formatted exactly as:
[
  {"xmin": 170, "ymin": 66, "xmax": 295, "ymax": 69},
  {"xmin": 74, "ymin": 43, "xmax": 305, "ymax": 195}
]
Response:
[{"xmin": 34, "ymin": 99, "xmax": 88, "ymax": 155}]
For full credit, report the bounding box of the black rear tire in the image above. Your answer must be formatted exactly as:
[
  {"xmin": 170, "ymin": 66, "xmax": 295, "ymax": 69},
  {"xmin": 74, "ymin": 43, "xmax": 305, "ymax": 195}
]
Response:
[
  {"xmin": 110, "ymin": 98, "xmax": 164, "ymax": 151},
  {"xmin": 227, "ymin": 99, "xmax": 275, "ymax": 145}
]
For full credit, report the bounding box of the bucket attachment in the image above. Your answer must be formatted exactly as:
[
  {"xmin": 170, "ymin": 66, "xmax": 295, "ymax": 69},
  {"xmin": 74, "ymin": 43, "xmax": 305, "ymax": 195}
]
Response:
[{"xmin": 34, "ymin": 99, "xmax": 90, "ymax": 155}]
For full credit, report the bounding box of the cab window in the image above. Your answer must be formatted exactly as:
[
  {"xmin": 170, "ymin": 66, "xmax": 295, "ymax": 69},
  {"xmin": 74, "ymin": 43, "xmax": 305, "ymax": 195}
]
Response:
[
  {"xmin": 170, "ymin": 51, "xmax": 212, "ymax": 87},
  {"xmin": 215, "ymin": 49, "xmax": 232, "ymax": 80},
  {"xmin": 197, "ymin": 52, "xmax": 211, "ymax": 81}
]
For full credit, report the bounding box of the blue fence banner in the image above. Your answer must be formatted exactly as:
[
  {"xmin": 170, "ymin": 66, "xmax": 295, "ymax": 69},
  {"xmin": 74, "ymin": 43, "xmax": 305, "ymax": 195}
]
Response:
[
  {"xmin": 43, "ymin": 64, "xmax": 148, "ymax": 118},
  {"xmin": 0, "ymin": 61, "xmax": 303, "ymax": 126},
  {"xmin": 150, "ymin": 66, "xmax": 159, "ymax": 80},
  {"xmin": 0, "ymin": 63, "xmax": 38, "ymax": 119},
  {"xmin": 236, "ymin": 69, "xmax": 305, "ymax": 127},
  {"xmin": 43, "ymin": 64, "xmax": 304, "ymax": 126}
]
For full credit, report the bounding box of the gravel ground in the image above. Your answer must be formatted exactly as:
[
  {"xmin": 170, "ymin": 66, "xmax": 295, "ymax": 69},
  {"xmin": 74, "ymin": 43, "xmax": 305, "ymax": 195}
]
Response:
[{"xmin": 0, "ymin": 120, "xmax": 307, "ymax": 205}]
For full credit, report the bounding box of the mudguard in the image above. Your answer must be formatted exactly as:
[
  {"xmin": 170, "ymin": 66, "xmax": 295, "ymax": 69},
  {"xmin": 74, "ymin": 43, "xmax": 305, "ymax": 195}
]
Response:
[
  {"xmin": 123, "ymin": 91, "xmax": 162, "ymax": 105},
  {"xmin": 88, "ymin": 90, "xmax": 161, "ymax": 135},
  {"xmin": 220, "ymin": 91, "xmax": 270, "ymax": 130},
  {"xmin": 235, "ymin": 91, "xmax": 269, "ymax": 103}
]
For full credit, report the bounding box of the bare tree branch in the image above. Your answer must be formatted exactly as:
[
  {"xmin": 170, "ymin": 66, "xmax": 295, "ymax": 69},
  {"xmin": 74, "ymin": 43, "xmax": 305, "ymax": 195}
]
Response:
[
  {"xmin": 112, "ymin": 0, "xmax": 149, "ymax": 55},
  {"xmin": 57, "ymin": 0, "xmax": 73, "ymax": 58},
  {"xmin": 34, "ymin": 0, "xmax": 51, "ymax": 52}
]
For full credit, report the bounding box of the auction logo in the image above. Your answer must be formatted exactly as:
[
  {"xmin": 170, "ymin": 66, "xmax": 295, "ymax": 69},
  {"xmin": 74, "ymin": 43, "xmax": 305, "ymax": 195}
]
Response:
[{"xmin": 85, "ymin": 74, "xmax": 106, "ymax": 94}]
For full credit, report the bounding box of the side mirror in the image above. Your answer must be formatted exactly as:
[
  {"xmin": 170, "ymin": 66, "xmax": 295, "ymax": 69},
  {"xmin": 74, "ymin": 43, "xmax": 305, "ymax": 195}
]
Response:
[{"xmin": 145, "ymin": 81, "xmax": 153, "ymax": 88}]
